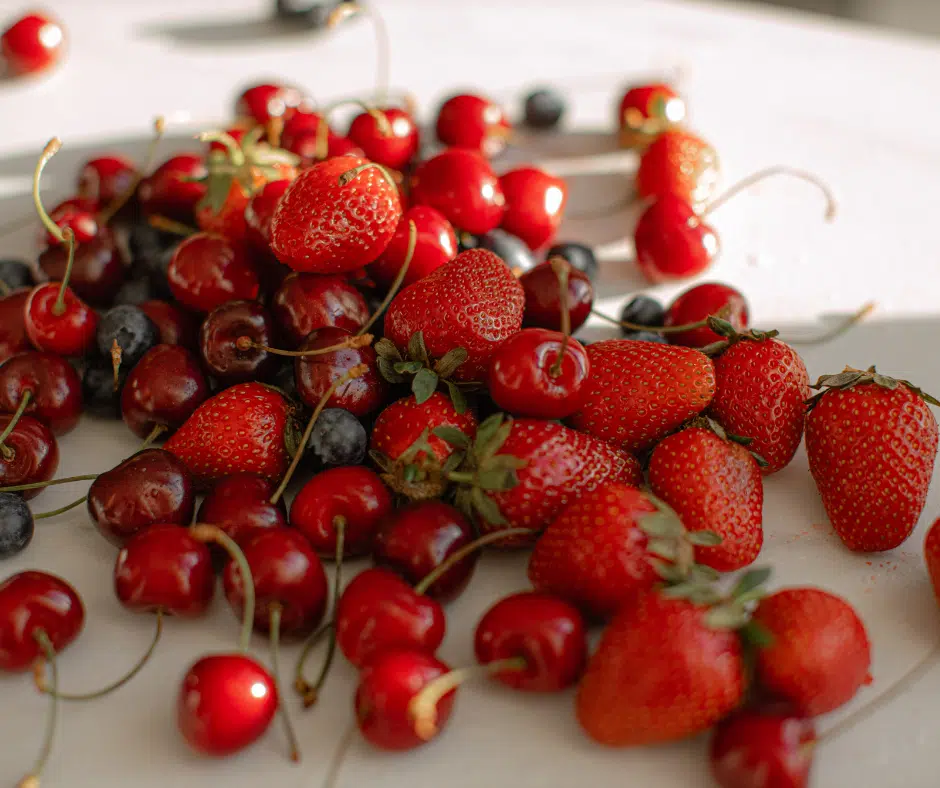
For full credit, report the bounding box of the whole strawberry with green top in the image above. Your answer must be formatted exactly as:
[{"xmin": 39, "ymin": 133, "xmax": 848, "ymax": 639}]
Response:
[{"xmin": 805, "ymin": 366, "xmax": 939, "ymax": 551}]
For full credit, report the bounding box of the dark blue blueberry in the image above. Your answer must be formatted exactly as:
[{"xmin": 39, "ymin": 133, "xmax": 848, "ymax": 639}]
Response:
[
  {"xmin": 523, "ymin": 88, "xmax": 566, "ymax": 130},
  {"xmin": 96, "ymin": 305, "xmax": 160, "ymax": 370},
  {"xmin": 128, "ymin": 223, "xmax": 178, "ymax": 299},
  {"xmin": 479, "ymin": 229, "xmax": 537, "ymax": 275},
  {"xmin": 623, "ymin": 330, "xmax": 668, "ymax": 344},
  {"xmin": 82, "ymin": 355, "xmax": 125, "ymax": 419},
  {"xmin": 0, "ymin": 259, "xmax": 34, "ymax": 292},
  {"xmin": 113, "ymin": 277, "xmax": 154, "ymax": 306},
  {"xmin": 545, "ymin": 242, "xmax": 598, "ymax": 281},
  {"xmin": 273, "ymin": 361, "xmax": 299, "ymax": 401},
  {"xmin": 619, "ymin": 295, "xmax": 665, "ymax": 336},
  {"xmin": 306, "ymin": 408, "xmax": 367, "ymax": 468},
  {"xmin": 0, "ymin": 492, "xmax": 33, "ymax": 559}
]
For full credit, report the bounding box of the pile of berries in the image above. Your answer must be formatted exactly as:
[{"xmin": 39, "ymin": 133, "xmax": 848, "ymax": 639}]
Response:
[{"xmin": 1, "ymin": 9, "xmax": 938, "ymax": 788}]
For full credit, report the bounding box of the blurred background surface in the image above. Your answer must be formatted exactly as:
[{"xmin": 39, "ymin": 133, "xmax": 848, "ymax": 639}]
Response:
[{"xmin": 753, "ymin": 0, "xmax": 940, "ymax": 35}]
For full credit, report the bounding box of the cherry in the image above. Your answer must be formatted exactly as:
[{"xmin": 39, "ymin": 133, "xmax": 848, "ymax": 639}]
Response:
[
  {"xmin": 245, "ymin": 179, "xmax": 291, "ymax": 253},
  {"xmin": 272, "ymin": 272, "xmax": 369, "ymax": 346},
  {"xmin": 38, "ymin": 228, "xmax": 126, "ymax": 306},
  {"xmin": 636, "ymin": 129, "xmax": 720, "ymax": 211},
  {"xmin": 373, "ymin": 500, "xmax": 476, "ymax": 602},
  {"xmin": 24, "ymin": 282, "xmax": 98, "ymax": 357},
  {"xmin": 114, "ymin": 524, "xmax": 215, "ymax": 616},
  {"xmin": 139, "ymin": 300, "xmax": 199, "ymax": 349},
  {"xmin": 523, "ymin": 88, "xmax": 566, "ymax": 130},
  {"xmin": 519, "ymin": 261, "xmax": 594, "ymax": 333},
  {"xmin": 45, "ymin": 200, "xmax": 99, "ymax": 246},
  {"xmin": 370, "ymin": 206, "xmax": 458, "ymax": 289},
  {"xmin": 348, "ymin": 106, "xmax": 420, "ymax": 171},
  {"xmin": 0, "ymin": 492, "xmax": 33, "ymax": 557},
  {"xmin": 499, "ymin": 167, "xmax": 568, "ymax": 251},
  {"xmin": 168, "ymin": 233, "xmax": 260, "ymax": 313},
  {"xmin": 0, "ymin": 410, "xmax": 58, "ymax": 500},
  {"xmin": 435, "ymin": 93, "xmax": 511, "ymax": 157},
  {"xmin": 138, "ymin": 154, "xmax": 208, "ymax": 222},
  {"xmin": 0, "ymin": 12, "xmax": 65, "ymax": 76},
  {"xmin": 617, "ymin": 83, "xmax": 685, "ymax": 150},
  {"xmin": 0, "ymin": 290, "xmax": 31, "ymax": 363},
  {"xmin": 77, "ymin": 154, "xmax": 137, "ymax": 206},
  {"xmin": 410, "ymin": 148, "xmax": 505, "ymax": 236},
  {"xmin": 121, "ymin": 344, "xmax": 209, "ymax": 438},
  {"xmin": 200, "ymin": 300, "xmax": 280, "ymax": 384},
  {"xmin": 634, "ymin": 193, "xmax": 720, "ymax": 283},
  {"xmin": 88, "ymin": 448, "xmax": 196, "ymax": 546},
  {"xmin": 0, "ymin": 351, "xmax": 83, "ymax": 434},
  {"xmin": 235, "ymin": 82, "xmax": 306, "ymax": 127},
  {"xmin": 664, "ymin": 283, "xmax": 749, "ymax": 348},
  {"xmin": 197, "ymin": 473, "xmax": 288, "ymax": 548}
]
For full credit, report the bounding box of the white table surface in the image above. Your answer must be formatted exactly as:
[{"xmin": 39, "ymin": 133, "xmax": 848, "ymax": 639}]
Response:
[{"xmin": 3, "ymin": 1, "xmax": 940, "ymax": 786}]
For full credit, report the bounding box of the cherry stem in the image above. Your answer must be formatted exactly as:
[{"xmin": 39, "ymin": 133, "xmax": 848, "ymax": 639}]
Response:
[
  {"xmin": 51, "ymin": 227, "xmax": 77, "ymax": 316},
  {"xmin": 338, "ymin": 161, "xmax": 398, "ymax": 193},
  {"xmin": 0, "ymin": 474, "xmax": 97, "ymax": 493},
  {"xmin": 269, "ymin": 604, "xmax": 301, "ymax": 762},
  {"xmin": 548, "ymin": 256, "xmax": 571, "ymax": 377},
  {"xmin": 293, "ymin": 621, "xmax": 331, "ymax": 703},
  {"xmin": 590, "ymin": 307, "xmax": 728, "ymax": 335},
  {"xmin": 326, "ymin": 99, "xmax": 391, "ymax": 136},
  {"xmin": 413, "ymin": 528, "xmax": 533, "ymax": 595},
  {"xmin": 266, "ymin": 116, "xmax": 284, "ymax": 149},
  {"xmin": 235, "ymin": 334, "xmax": 374, "ymax": 357},
  {"xmin": 20, "ymin": 630, "xmax": 59, "ymax": 788},
  {"xmin": 0, "ymin": 390, "xmax": 33, "ymax": 461},
  {"xmin": 408, "ymin": 656, "xmax": 529, "ymax": 741},
  {"xmin": 33, "ymin": 497, "xmax": 88, "ymax": 521},
  {"xmin": 702, "ymin": 166, "xmax": 838, "ymax": 221},
  {"xmin": 147, "ymin": 215, "xmax": 197, "ymax": 237},
  {"xmin": 269, "ymin": 364, "xmax": 370, "ymax": 505},
  {"xmin": 328, "ymin": 3, "xmax": 390, "ymax": 105},
  {"xmin": 34, "ymin": 611, "xmax": 163, "ymax": 701},
  {"xmin": 322, "ymin": 720, "xmax": 357, "ymax": 788},
  {"xmin": 357, "ymin": 219, "xmax": 416, "ymax": 337},
  {"xmin": 190, "ymin": 524, "xmax": 256, "ymax": 653},
  {"xmin": 0, "ymin": 279, "xmax": 11, "ymax": 297},
  {"xmin": 780, "ymin": 302, "xmax": 876, "ymax": 346},
  {"xmin": 197, "ymin": 131, "xmax": 246, "ymax": 168},
  {"xmin": 110, "ymin": 340, "xmax": 122, "ymax": 389},
  {"xmin": 32, "ymin": 138, "xmax": 66, "ymax": 246},
  {"xmin": 98, "ymin": 116, "xmax": 166, "ymax": 225}
]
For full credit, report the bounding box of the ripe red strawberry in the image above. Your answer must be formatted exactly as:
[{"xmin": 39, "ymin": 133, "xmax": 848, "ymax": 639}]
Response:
[
  {"xmin": 709, "ymin": 336, "xmax": 809, "ymax": 475},
  {"xmin": 636, "ymin": 129, "xmax": 720, "ymax": 211},
  {"xmin": 165, "ymin": 382, "xmax": 299, "ymax": 488},
  {"xmin": 648, "ymin": 425, "xmax": 763, "ymax": 572},
  {"xmin": 568, "ymin": 339, "xmax": 716, "ymax": 453},
  {"xmin": 924, "ymin": 517, "xmax": 940, "ymax": 605},
  {"xmin": 805, "ymin": 367, "xmax": 939, "ymax": 551},
  {"xmin": 752, "ymin": 587, "xmax": 872, "ymax": 716},
  {"xmin": 270, "ymin": 156, "xmax": 402, "ymax": 274},
  {"xmin": 384, "ymin": 248, "xmax": 525, "ymax": 383}
]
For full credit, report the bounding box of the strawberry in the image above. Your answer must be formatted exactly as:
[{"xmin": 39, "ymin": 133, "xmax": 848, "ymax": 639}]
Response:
[
  {"xmin": 568, "ymin": 339, "xmax": 716, "ymax": 453},
  {"xmin": 648, "ymin": 423, "xmax": 763, "ymax": 572},
  {"xmin": 924, "ymin": 517, "xmax": 940, "ymax": 605},
  {"xmin": 164, "ymin": 382, "xmax": 299, "ymax": 488},
  {"xmin": 269, "ymin": 156, "xmax": 402, "ymax": 274},
  {"xmin": 635, "ymin": 129, "xmax": 720, "ymax": 211},
  {"xmin": 805, "ymin": 367, "xmax": 939, "ymax": 551},
  {"xmin": 752, "ymin": 587, "xmax": 872, "ymax": 716},
  {"xmin": 383, "ymin": 248, "xmax": 525, "ymax": 383}
]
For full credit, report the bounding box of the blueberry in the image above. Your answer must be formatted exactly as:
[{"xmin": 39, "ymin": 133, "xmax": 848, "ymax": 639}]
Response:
[
  {"xmin": 306, "ymin": 408, "xmax": 367, "ymax": 468},
  {"xmin": 479, "ymin": 229, "xmax": 537, "ymax": 275},
  {"xmin": 0, "ymin": 493, "xmax": 33, "ymax": 559},
  {"xmin": 113, "ymin": 277, "xmax": 154, "ymax": 306},
  {"xmin": 619, "ymin": 295, "xmax": 665, "ymax": 335},
  {"xmin": 545, "ymin": 242, "xmax": 598, "ymax": 281},
  {"xmin": 273, "ymin": 362, "xmax": 299, "ymax": 401},
  {"xmin": 523, "ymin": 88, "xmax": 566, "ymax": 131},
  {"xmin": 623, "ymin": 330, "xmax": 668, "ymax": 344},
  {"xmin": 96, "ymin": 305, "xmax": 160, "ymax": 370},
  {"xmin": 82, "ymin": 355, "xmax": 125, "ymax": 419},
  {"xmin": 275, "ymin": 0, "xmax": 341, "ymax": 26},
  {"xmin": 0, "ymin": 259, "xmax": 34, "ymax": 292},
  {"xmin": 128, "ymin": 223, "xmax": 178, "ymax": 299},
  {"xmin": 457, "ymin": 232, "xmax": 480, "ymax": 253}
]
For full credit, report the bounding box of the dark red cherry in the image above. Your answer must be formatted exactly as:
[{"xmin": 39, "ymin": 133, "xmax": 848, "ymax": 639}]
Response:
[
  {"xmin": 499, "ymin": 167, "xmax": 568, "ymax": 252},
  {"xmin": 121, "ymin": 344, "xmax": 209, "ymax": 439},
  {"xmin": 139, "ymin": 300, "xmax": 199, "ymax": 350},
  {"xmin": 369, "ymin": 206, "xmax": 457, "ymax": 290},
  {"xmin": 324, "ymin": 134, "xmax": 366, "ymax": 161},
  {"xmin": 272, "ymin": 273, "xmax": 369, "ymax": 346},
  {"xmin": 199, "ymin": 300, "xmax": 279, "ymax": 384},
  {"xmin": 634, "ymin": 193, "xmax": 720, "ymax": 283},
  {"xmin": 245, "ymin": 179, "xmax": 290, "ymax": 253},
  {"xmin": 348, "ymin": 107, "xmax": 420, "ymax": 171},
  {"xmin": 280, "ymin": 108, "xmax": 325, "ymax": 149},
  {"xmin": 373, "ymin": 501, "xmax": 476, "ymax": 602},
  {"xmin": 336, "ymin": 568, "xmax": 446, "ymax": 668},
  {"xmin": 235, "ymin": 82, "xmax": 306, "ymax": 126},
  {"xmin": 519, "ymin": 262, "xmax": 594, "ymax": 333},
  {"xmin": 0, "ymin": 351, "xmax": 83, "ymax": 434},
  {"xmin": 168, "ymin": 233, "xmax": 260, "ymax": 313},
  {"xmin": 0, "ymin": 570, "xmax": 84, "ymax": 672},
  {"xmin": 0, "ymin": 290, "xmax": 31, "ymax": 364},
  {"xmin": 0, "ymin": 12, "xmax": 65, "ymax": 76},
  {"xmin": 474, "ymin": 591, "xmax": 587, "ymax": 692},
  {"xmin": 114, "ymin": 524, "xmax": 215, "ymax": 616},
  {"xmin": 665, "ymin": 282, "xmax": 749, "ymax": 348},
  {"xmin": 0, "ymin": 414, "xmax": 58, "ymax": 499},
  {"xmin": 45, "ymin": 202, "xmax": 99, "ymax": 246},
  {"xmin": 197, "ymin": 473, "xmax": 287, "ymax": 548},
  {"xmin": 178, "ymin": 653, "xmax": 277, "ymax": 756},
  {"xmin": 77, "ymin": 155, "xmax": 137, "ymax": 206},
  {"xmin": 435, "ymin": 93, "xmax": 511, "ymax": 157},
  {"xmin": 222, "ymin": 527, "xmax": 328, "ymax": 637},
  {"xmin": 138, "ymin": 154, "xmax": 209, "ymax": 222},
  {"xmin": 290, "ymin": 465, "xmax": 393, "ymax": 558},
  {"xmin": 88, "ymin": 448, "xmax": 196, "ymax": 546},
  {"xmin": 410, "ymin": 148, "xmax": 505, "ymax": 236},
  {"xmin": 38, "ymin": 229, "xmax": 125, "ymax": 307},
  {"xmin": 24, "ymin": 283, "xmax": 98, "ymax": 357}
]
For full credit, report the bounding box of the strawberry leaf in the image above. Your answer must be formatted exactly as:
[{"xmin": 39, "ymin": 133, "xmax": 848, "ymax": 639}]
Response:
[
  {"xmin": 898, "ymin": 380, "xmax": 940, "ymax": 407},
  {"xmin": 200, "ymin": 171, "xmax": 233, "ymax": 215},
  {"xmin": 651, "ymin": 560, "xmax": 686, "ymax": 585},
  {"xmin": 486, "ymin": 454, "xmax": 528, "ymax": 471},
  {"xmin": 730, "ymin": 567, "xmax": 772, "ymax": 599},
  {"xmin": 433, "ymin": 426, "xmax": 470, "ymax": 448},
  {"xmin": 408, "ymin": 331, "xmax": 430, "ymax": 365},
  {"xmin": 470, "ymin": 487, "xmax": 506, "ymax": 525},
  {"xmin": 686, "ymin": 530, "xmax": 723, "ymax": 547},
  {"xmin": 373, "ymin": 338, "xmax": 402, "ymax": 361},
  {"xmin": 479, "ymin": 420, "xmax": 514, "ymax": 463},
  {"xmin": 376, "ymin": 357, "xmax": 404, "ymax": 383},
  {"xmin": 411, "ymin": 368, "xmax": 439, "ymax": 404},
  {"xmin": 740, "ymin": 621, "xmax": 775, "ymax": 648},
  {"xmin": 402, "ymin": 464, "xmax": 419, "ymax": 483},
  {"xmin": 687, "ymin": 586, "xmax": 724, "ymax": 606},
  {"xmin": 647, "ymin": 539, "xmax": 679, "ymax": 561},
  {"xmin": 704, "ymin": 604, "xmax": 750, "ymax": 631},
  {"xmin": 687, "ymin": 564, "xmax": 721, "ymax": 583},
  {"xmin": 477, "ymin": 467, "xmax": 518, "ymax": 491},
  {"xmin": 434, "ymin": 347, "xmax": 468, "ymax": 379},
  {"xmin": 445, "ymin": 381, "xmax": 468, "ymax": 414},
  {"xmin": 394, "ymin": 361, "xmax": 424, "ymax": 375},
  {"xmin": 639, "ymin": 513, "xmax": 685, "ymax": 539},
  {"xmin": 441, "ymin": 451, "xmax": 465, "ymax": 474}
]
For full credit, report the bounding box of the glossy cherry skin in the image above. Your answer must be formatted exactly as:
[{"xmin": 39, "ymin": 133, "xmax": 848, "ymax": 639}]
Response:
[
  {"xmin": 634, "ymin": 194, "xmax": 720, "ymax": 284},
  {"xmin": 348, "ymin": 107, "xmax": 421, "ymax": 171},
  {"xmin": 167, "ymin": 234, "xmax": 260, "ymax": 314},
  {"xmin": 199, "ymin": 300, "xmax": 279, "ymax": 384},
  {"xmin": 0, "ymin": 291, "xmax": 30, "ymax": 364},
  {"xmin": 709, "ymin": 706, "xmax": 816, "ymax": 788},
  {"xmin": 139, "ymin": 300, "xmax": 199, "ymax": 350},
  {"xmin": 499, "ymin": 167, "xmax": 568, "ymax": 252},
  {"xmin": 78, "ymin": 155, "xmax": 137, "ymax": 206},
  {"xmin": 519, "ymin": 262, "xmax": 594, "ymax": 333},
  {"xmin": 370, "ymin": 206, "xmax": 458, "ymax": 289},
  {"xmin": 38, "ymin": 230, "xmax": 125, "ymax": 307},
  {"xmin": 337, "ymin": 568, "xmax": 446, "ymax": 668},
  {"xmin": 665, "ymin": 282, "xmax": 750, "ymax": 348},
  {"xmin": 88, "ymin": 448, "xmax": 196, "ymax": 546},
  {"xmin": 290, "ymin": 466, "xmax": 393, "ymax": 558},
  {"xmin": 178, "ymin": 653, "xmax": 278, "ymax": 757},
  {"xmin": 636, "ymin": 130, "xmax": 721, "ymax": 211},
  {"xmin": 294, "ymin": 327, "xmax": 387, "ymax": 417},
  {"xmin": 410, "ymin": 148, "xmax": 506, "ymax": 236},
  {"xmin": 435, "ymin": 93, "xmax": 511, "ymax": 157},
  {"xmin": 272, "ymin": 273, "xmax": 369, "ymax": 347},
  {"xmin": 1, "ymin": 13, "xmax": 65, "ymax": 76},
  {"xmin": 24, "ymin": 283, "xmax": 98, "ymax": 357},
  {"xmin": 0, "ymin": 414, "xmax": 58, "ymax": 500},
  {"xmin": 121, "ymin": 344, "xmax": 210, "ymax": 438},
  {"xmin": 223, "ymin": 528, "xmax": 328, "ymax": 637},
  {"xmin": 114, "ymin": 524, "xmax": 215, "ymax": 616},
  {"xmin": 46, "ymin": 202, "xmax": 99, "ymax": 246},
  {"xmin": 372, "ymin": 500, "xmax": 475, "ymax": 602},
  {"xmin": 474, "ymin": 591, "xmax": 587, "ymax": 692},
  {"xmin": 488, "ymin": 329, "xmax": 590, "ymax": 420},
  {"xmin": 617, "ymin": 83, "xmax": 685, "ymax": 150},
  {"xmin": 235, "ymin": 82, "xmax": 306, "ymax": 126},
  {"xmin": 197, "ymin": 473, "xmax": 287, "ymax": 548},
  {"xmin": 245, "ymin": 179, "xmax": 291, "ymax": 253},
  {"xmin": 281, "ymin": 109, "xmax": 325, "ymax": 149},
  {"xmin": 0, "ymin": 351, "xmax": 83, "ymax": 434},
  {"xmin": 282, "ymin": 125, "xmax": 364, "ymax": 167},
  {"xmin": 0, "ymin": 570, "xmax": 84, "ymax": 672},
  {"xmin": 138, "ymin": 154, "xmax": 209, "ymax": 222}
]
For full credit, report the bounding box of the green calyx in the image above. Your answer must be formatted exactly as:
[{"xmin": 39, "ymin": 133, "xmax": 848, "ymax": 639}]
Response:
[
  {"xmin": 638, "ymin": 494, "xmax": 722, "ymax": 585},
  {"xmin": 685, "ymin": 416, "xmax": 769, "ymax": 468},
  {"xmin": 700, "ymin": 317, "xmax": 780, "ymax": 357},
  {"xmin": 806, "ymin": 365, "xmax": 940, "ymax": 409}
]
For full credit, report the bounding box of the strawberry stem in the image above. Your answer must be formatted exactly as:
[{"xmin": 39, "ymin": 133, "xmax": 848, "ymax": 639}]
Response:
[
  {"xmin": 197, "ymin": 131, "xmax": 246, "ymax": 168},
  {"xmin": 235, "ymin": 334, "xmax": 374, "ymax": 357},
  {"xmin": 147, "ymin": 215, "xmax": 197, "ymax": 237},
  {"xmin": 269, "ymin": 604, "xmax": 302, "ymax": 762},
  {"xmin": 357, "ymin": 219, "xmax": 416, "ymax": 337},
  {"xmin": 0, "ymin": 390, "xmax": 32, "ymax": 460},
  {"xmin": 413, "ymin": 528, "xmax": 533, "ymax": 595},
  {"xmin": 547, "ymin": 256, "xmax": 571, "ymax": 377},
  {"xmin": 98, "ymin": 116, "xmax": 166, "ymax": 225},
  {"xmin": 20, "ymin": 630, "xmax": 60, "ymax": 788},
  {"xmin": 702, "ymin": 166, "xmax": 837, "ymax": 221},
  {"xmin": 328, "ymin": 3, "xmax": 390, "ymax": 105},
  {"xmin": 338, "ymin": 161, "xmax": 398, "ymax": 193}
]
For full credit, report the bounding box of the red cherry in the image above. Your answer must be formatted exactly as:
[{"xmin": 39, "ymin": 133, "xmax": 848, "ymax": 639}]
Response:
[
  {"xmin": 281, "ymin": 109, "xmax": 325, "ymax": 147},
  {"xmin": 139, "ymin": 300, "xmax": 199, "ymax": 350},
  {"xmin": 0, "ymin": 290, "xmax": 31, "ymax": 363},
  {"xmin": 474, "ymin": 591, "xmax": 587, "ymax": 692},
  {"xmin": 0, "ymin": 351, "xmax": 83, "ymax": 434},
  {"xmin": 499, "ymin": 167, "xmax": 568, "ymax": 251},
  {"xmin": 38, "ymin": 229, "xmax": 126, "ymax": 306},
  {"xmin": 77, "ymin": 155, "xmax": 137, "ymax": 206},
  {"xmin": 0, "ymin": 413, "xmax": 58, "ymax": 499},
  {"xmin": 369, "ymin": 206, "xmax": 457, "ymax": 289},
  {"xmin": 519, "ymin": 262, "xmax": 594, "ymax": 333},
  {"xmin": 664, "ymin": 282, "xmax": 749, "ymax": 348},
  {"xmin": 235, "ymin": 82, "xmax": 306, "ymax": 126},
  {"xmin": 634, "ymin": 194, "xmax": 720, "ymax": 283},
  {"xmin": 45, "ymin": 202, "xmax": 99, "ymax": 246},
  {"xmin": 199, "ymin": 300, "xmax": 280, "ymax": 384},
  {"xmin": 121, "ymin": 344, "xmax": 210, "ymax": 439},
  {"xmin": 168, "ymin": 233, "xmax": 260, "ymax": 313},
  {"xmin": 323, "ymin": 134, "xmax": 366, "ymax": 161},
  {"xmin": 204, "ymin": 126, "xmax": 248, "ymax": 158},
  {"xmin": 636, "ymin": 130, "xmax": 720, "ymax": 211},
  {"xmin": 290, "ymin": 465, "xmax": 393, "ymax": 557},
  {"xmin": 435, "ymin": 94, "xmax": 511, "ymax": 157},
  {"xmin": 372, "ymin": 500, "xmax": 475, "ymax": 602},
  {"xmin": 617, "ymin": 83, "xmax": 686, "ymax": 150},
  {"xmin": 410, "ymin": 148, "xmax": 505, "ymax": 235},
  {"xmin": 355, "ymin": 649, "xmax": 455, "ymax": 751},
  {"xmin": 709, "ymin": 706, "xmax": 816, "ymax": 788},
  {"xmin": 272, "ymin": 273, "xmax": 369, "ymax": 347},
  {"xmin": 197, "ymin": 473, "xmax": 288, "ymax": 548},
  {"xmin": 24, "ymin": 283, "xmax": 98, "ymax": 357},
  {"xmin": 348, "ymin": 107, "xmax": 420, "ymax": 171},
  {"xmin": 114, "ymin": 524, "xmax": 215, "ymax": 617},
  {"xmin": 0, "ymin": 570, "xmax": 84, "ymax": 672},
  {"xmin": 245, "ymin": 179, "xmax": 291, "ymax": 253},
  {"xmin": 139, "ymin": 154, "xmax": 209, "ymax": 222},
  {"xmin": 0, "ymin": 12, "xmax": 65, "ymax": 76},
  {"xmin": 178, "ymin": 653, "xmax": 277, "ymax": 756}
]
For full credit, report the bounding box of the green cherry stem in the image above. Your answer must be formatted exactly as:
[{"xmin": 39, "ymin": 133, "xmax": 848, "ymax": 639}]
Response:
[
  {"xmin": 197, "ymin": 131, "xmax": 246, "ymax": 168},
  {"xmin": 51, "ymin": 228, "xmax": 76, "ymax": 316},
  {"xmin": 702, "ymin": 166, "xmax": 838, "ymax": 221},
  {"xmin": 98, "ymin": 116, "xmax": 166, "ymax": 225},
  {"xmin": 315, "ymin": 98, "xmax": 391, "ymax": 161},
  {"xmin": 590, "ymin": 307, "xmax": 727, "ymax": 335},
  {"xmin": 548, "ymin": 256, "xmax": 571, "ymax": 377},
  {"xmin": 33, "ymin": 497, "xmax": 88, "ymax": 521},
  {"xmin": 413, "ymin": 528, "xmax": 533, "ymax": 595},
  {"xmin": 19, "ymin": 630, "xmax": 60, "ymax": 788},
  {"xmin": 293, "ymin": 621, "xmax": 332, "ymax": 702},
  {"xmin": 33, "ymin": 138, "xmax": 66, "ymax": 244},
  {"xmin": 269, "ymin": 604, "xmax": 302, "ymax": 762},
  {"xmin": 235, "ymin": 334, "xmax": 374, "ymax": 357},
  {"xmin": 0, "ymin": 474, "xmax": 98, "ymax": 494},
  {"xmin": 147, "ymin": 215, "xmax": 197, "ymax": 237},
  {"xmin": 0, "ymin": 390, "xmax": 33, "ymax": 460},
  {"xmin": 357, "ymin": 219, "xmax": 416, "ymax": 337}
]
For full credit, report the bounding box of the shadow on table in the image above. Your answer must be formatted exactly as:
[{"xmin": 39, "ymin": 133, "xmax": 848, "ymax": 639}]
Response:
[{"xmin": 135, "ymin": 12, "xmax": 334, "ymax": 48}]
